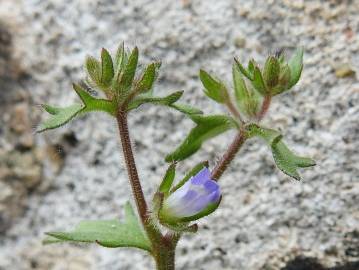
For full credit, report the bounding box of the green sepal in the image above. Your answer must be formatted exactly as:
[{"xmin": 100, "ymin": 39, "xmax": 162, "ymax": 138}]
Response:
[
  {"xmin": 171, "ymin": 161, "xmax": 209, "ymax": 193},
  {"xmin": 114, "ymin": 42, "xmax": 127, "ymax": 76},
  {"xmin": 246, "ymin": 124, "xmax": 316, "ymax": 180},
  {"xmin": 43, "ymin": 202, "xmax": 151, "ymax": 252},
  {"xmin": 100, "ymin": 48, "xmax": 114, "ymax": 87},
  {"xmin": 136, "ymin": 63, "xmax": 158, "ymax": 94},
  {"xmin": 159, "ymin": 163, "xmax": 176, "ymax": 195},
  {"xmin": 247, "ymin": 59, "xmax": 257, "ymax": 78},
  {"xmin": 117, "ymin": 47, "xmax": 139, "ymax": 95},
  {"xmin": 158, "ymin": 220, "xmax": 198, "ymax": 234},
  {"xmin": 252, "ymin": 66, "xmax": 267, "ymax": 95},
  {"xmin": 126, "ymin": 91, "xmax": 183, "ymax": 111},
  {"xmin": 199, "ymin": 69, "xmax": 229, "ymax": 103},
  {"xmin": 179, "ymin": 196, "xmax": 221, "ymax": 222},
  {"xmin": 234, "ymin": 58, "xmax": 253, "ymax": 80},
  {"xmin": 232, "ymin": 63, "xmax": 261, "ymax": 118},
  {"xmin": 272, "ymin": 64, "xmax": 291, "ymax": 95},
  {"xmin": 37, "ymin": 84, "xmax": 116, "ymax": 132},
  {"xmin": 287, "ymin": 48, "xmax": 304, "ymax": 89},
  {"xmin": 85, "ymin": 56, "xmax": 101, "ymax": 86},
  {"xmin": 165, "ymin": 115, "xmax": 238, "ymax": 162},
  {"xmin": 263, "ymin": 56, "xmax": 280, "ymax": 89}
]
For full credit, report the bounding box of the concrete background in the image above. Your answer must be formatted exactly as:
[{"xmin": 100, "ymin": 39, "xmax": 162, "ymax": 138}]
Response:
[{"xmin": 0, "ymin": 0, "xmax": 358, "ymax": 269}]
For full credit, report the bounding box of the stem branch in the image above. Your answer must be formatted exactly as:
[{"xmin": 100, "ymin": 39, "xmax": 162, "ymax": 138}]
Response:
[{"xmin": 211, "ymin": 129, "xmax": 247, "ymax": 181}]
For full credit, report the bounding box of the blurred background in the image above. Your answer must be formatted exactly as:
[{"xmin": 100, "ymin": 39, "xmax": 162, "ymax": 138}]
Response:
[{"xmin": 0, "ymin": 0, "xmax": 358, "ymax": 269}]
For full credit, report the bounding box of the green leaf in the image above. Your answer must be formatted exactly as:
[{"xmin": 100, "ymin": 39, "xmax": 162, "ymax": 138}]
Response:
[
  {"xmin": 44, "ymin": 202, "xmax": 151, "ymax": 251},
  {"xmin": 247, "ymin": 124, "xmax": 316, "ymax": 180},
  {"xmin": 118, "ymin": 47, "xmax": 139, "ymax": 94},
  {"xmin": 165, "ymin": 115, "xmax": 237, "ymax": 162},
  {"xmin": 247, "ymin": 59, "xmax": 256, "ymax": 78},
  {"xmin": 199, "ymin": 70, "xmax": 229, "ymax": 103},
  {"xmin": 252, "ymin": 66, "xmax": 267, "ymax": 95},
  {"xmin": 37, "ymin": 104, "xmax": 83, "ymax": 133},
  {"xmin": 169, "ymin": 103, "xmax": 203, "ymax": 115},
  {"xmin": 233, "ymin": 64, "xmax": 261, "ymax": 118},
  {"xmin": 272, "ymin": 137, "xmax": 316, "ymax": 180},
  {"xmin": 126, "ymin": 91, "xmax": 183, "ymax": 111},
  {"xmin": 159, "ymin": 163, "xmax": 176, "ymax": 195},
  {"xmin": 272, "ymin": 64, "xmax": 291, "ymax": 95},
  {"xmin": 263, "ymin": 56, "xmax": 280, "ymax": 88},
  {"xmin": 100, "ymin": 48, "xmax": 114, "ymax": 87},
  {"xmin": 114, "ymin": 42, "xmax": 127, "ymax": 76},
  {"xmin": 234, "ymin": 58, "xmax": 253, "ymax": 80},
  {"xmin": 287, "ymin": 48, "xmax": 304, "ymax": 89},
  {"xmin": 85, "ymin": 56, "xmax": 101, "ymax": 85},
  {"xmin": 73, "ymin": 83, "xmax": 116, "ymax": 115},
  {"xmin": 136, "ymin": 63, "xmax": 157, "ymax": 93},
  {"xmin": 171, "ymin": 161, "xmax": 208, "ymax": 192},
  {"xmin": 37, "ymin": 84, "xmax": 117, "ymax": 133}
]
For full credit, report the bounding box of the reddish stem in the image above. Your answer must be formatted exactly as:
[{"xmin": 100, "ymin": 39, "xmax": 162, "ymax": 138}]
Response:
[
  {"xmin": 116, "ymin": 110, "xmax": 148, "ymax": 223},
  {"xmin": 257, "ymin": 95, "xmax": 272, "ymax": 121},
  {"xmin": 211, "ymin": 129, "xmax": 247, "ymax": 181}
]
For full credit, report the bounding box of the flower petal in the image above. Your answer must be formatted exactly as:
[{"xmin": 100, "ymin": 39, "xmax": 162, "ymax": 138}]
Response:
[{"xmin": 191, "ymin": 167, "xmax": 211, "ymax": 185}]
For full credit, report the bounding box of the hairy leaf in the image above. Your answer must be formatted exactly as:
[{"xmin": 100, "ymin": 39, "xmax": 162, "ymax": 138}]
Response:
[
  {"xmin": 159, "ymin": 163, "xmax": 176, "ymax": 195},
  {"xmin": 287, "ymin": 48, "xmax": 304, "ymax": 89},
  {"xmin": 114, "ymin": 42, "xmax": 127, "ymax": 76},
  {"xmin": 233, "ymin": 64, "xmax": 261, "ymax": 118},
  {"xmin": 37, "ymin": 104, "xmax": 83, "ymax": 133},
  {"xmin": 165, "ymin": 115, "xmax": 237, "ymax": 162},
  {"xmin": 44, "ymin": 202, "xmax": 151, "ymax": 251},
  {"xmin": 85, "ymin": 56, "xmax": 101, "ymax": 85},
  {"xmin": 100, "ymin": 48, "xmax": 114, "ymax": 87},
  {"xmin": 247, "ymin": 124, "xmax": 316, "ymax": 180},
  {"xmin": 127, "ymin": 91, "xmax": 183, "ymax": 111},
  {"xmin": 252, "ymin": 66, "xmax": 267, "ymax": 95},
  {"xmin": 199, "ymin": 70, "xmax": 229, "ymax": 103},
  {"xmin": 169, "ymin": 103, "xmax": 203, "ymax": 115},
  {"xmin": 234, "ymin": 58, "xmax": 253, "ymax": 80},
  {"xmin": 263, "ymin": 56, "xmax": 280, "ymax": 88},
  {"xmin": 118, "ymin": 47, "xmax": 139, "ymax": 94},
  {"xmin": 136, "ymin": 63, "xmax": 157, "ymax": 94},
  {"xmin": 37, "ymin": 84, "xmax": 116, "ymax": 132}
]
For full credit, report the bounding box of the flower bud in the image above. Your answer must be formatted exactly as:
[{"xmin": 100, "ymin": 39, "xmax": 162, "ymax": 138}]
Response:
[{"xmin": 159, "ymin": 168, "xmax": 221, "ymax": 223}]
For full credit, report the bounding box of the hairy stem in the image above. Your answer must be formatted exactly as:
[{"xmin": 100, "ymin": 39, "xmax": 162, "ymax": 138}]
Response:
[
  {"xmin": 116, "ymin": 110, "xmax": 148, "ymax": 223},
  {"xmin": 211, "ymin": 129, "xmax": 247, "ymax": 181},
  {"xmin": 154, "ymin": 236, "xmax": 177, "ymax": 270},
  {"xmin": 116, "ymin": 110, "xmax": 178, "ymax": 269},
  {"xmin": 257, "ymin": 95, "xmax": 271, "ymax": 121}
]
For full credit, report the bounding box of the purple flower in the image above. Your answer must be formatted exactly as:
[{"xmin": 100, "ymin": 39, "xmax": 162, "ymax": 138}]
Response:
[{"xmin": 161, "ymin": 168, "xmax": 221, "ymax": 220}]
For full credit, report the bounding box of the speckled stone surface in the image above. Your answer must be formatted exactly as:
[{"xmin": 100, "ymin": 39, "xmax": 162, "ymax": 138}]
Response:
[{"xmin": 0, "ymin": 0, "xmax": 358, "ymax": 269}]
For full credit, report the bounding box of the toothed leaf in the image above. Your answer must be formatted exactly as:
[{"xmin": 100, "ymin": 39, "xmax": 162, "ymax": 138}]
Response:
[
  {"xmin": 37, "ymin": 104, "xmax": 83, "ymax": 132},
  {"xmin": 247, "ymin": 124, "xmax": 316, "ymax": 180},
  {"xmin": 44, "ymin": 202, "xmax": 151, "ymax": 251}
]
